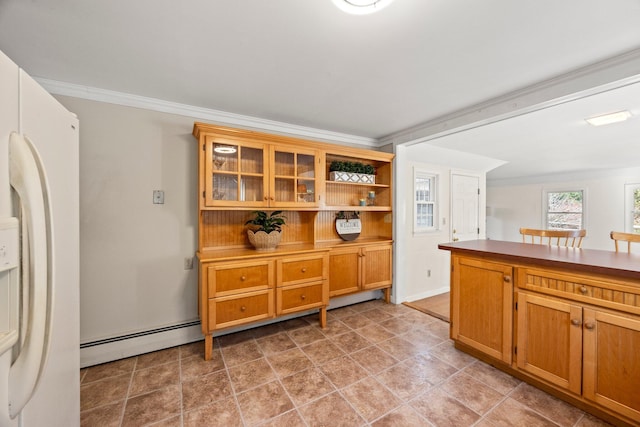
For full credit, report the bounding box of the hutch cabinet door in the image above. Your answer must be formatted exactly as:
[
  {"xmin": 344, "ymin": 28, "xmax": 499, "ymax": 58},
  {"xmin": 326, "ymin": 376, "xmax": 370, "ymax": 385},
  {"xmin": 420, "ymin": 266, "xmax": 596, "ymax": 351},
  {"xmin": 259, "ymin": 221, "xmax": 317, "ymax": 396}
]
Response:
[
  {"xmin": 203, "ymin": 137, "xmax": 269, "ymax": 207},
  {"xmin": 360, "ymin": 244, "xmax": 393, "ymax": 290},
  {"xmin": 451, "ymin": 256, "xmax": 513, "ymax": 364},
  {"xmin": 328, "ymin": 246, "xmax": 361, "ymax": 297},
  {"xmin": 269, "ymin": 145, "xmax": 320, "ymax": 207},
  {"xmin": 516, "ymin": 292, "xmax": 582, "ymax": 395},
  {"xmin": 583, "ymin": 308, "xmax": 640, "ymax": 421}
]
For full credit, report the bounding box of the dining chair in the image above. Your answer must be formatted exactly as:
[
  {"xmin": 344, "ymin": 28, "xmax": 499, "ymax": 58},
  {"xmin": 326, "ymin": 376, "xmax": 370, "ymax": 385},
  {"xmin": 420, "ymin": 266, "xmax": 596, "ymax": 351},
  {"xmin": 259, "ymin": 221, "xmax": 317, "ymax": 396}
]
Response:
[
  {"xmin": 519, "ymin": 228, "xmax": 586, "ymax": 248},
  {"xmin": 609, "ymin": 231, "xmax": 640, "ymax": 253}
]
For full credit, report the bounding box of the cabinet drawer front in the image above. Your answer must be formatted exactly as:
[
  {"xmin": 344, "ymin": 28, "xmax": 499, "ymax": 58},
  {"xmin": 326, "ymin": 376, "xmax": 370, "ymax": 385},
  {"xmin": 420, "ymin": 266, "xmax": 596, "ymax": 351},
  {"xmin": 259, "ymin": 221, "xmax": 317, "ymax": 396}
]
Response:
[
  {"xmin": 210, "ymin": 290, "xmax": 274, "ymax": 330},
  {"xmin": 277, "ymin": 282, "xmax": 326, "ymax": 314},
  {"xmin": 207, "ymin": 261, "xmax": 273, "ymax": 296},
  {"xmin": 278, "ymin": 256, "xmax": 326, "ymax": 286},
  {"xmin": 517, "ymin": 267, "xmax": 640, "ymax": 315}
]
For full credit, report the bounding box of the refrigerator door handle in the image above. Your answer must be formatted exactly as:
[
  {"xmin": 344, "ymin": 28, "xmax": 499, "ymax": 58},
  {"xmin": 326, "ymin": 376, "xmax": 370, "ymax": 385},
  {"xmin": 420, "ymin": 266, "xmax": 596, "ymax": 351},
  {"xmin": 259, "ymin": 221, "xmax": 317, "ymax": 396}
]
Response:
[{"xmin": 7, "ymin": 131, "xmax": 53, "ymax": 419}]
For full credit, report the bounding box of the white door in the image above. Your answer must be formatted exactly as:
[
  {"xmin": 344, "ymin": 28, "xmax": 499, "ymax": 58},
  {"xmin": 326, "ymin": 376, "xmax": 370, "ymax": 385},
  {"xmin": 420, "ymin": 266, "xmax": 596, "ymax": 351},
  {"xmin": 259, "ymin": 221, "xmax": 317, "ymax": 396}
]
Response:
[{"xmin": 451, "ymin": 174, "xmax": 479, "ymax": 242}]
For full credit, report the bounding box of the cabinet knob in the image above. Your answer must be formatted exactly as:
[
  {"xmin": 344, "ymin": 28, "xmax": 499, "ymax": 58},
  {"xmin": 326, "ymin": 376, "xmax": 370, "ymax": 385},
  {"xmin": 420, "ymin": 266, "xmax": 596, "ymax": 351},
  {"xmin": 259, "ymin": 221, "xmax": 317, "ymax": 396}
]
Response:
[
  {"xmin": 240, "ymin": 276, "xmax": 246, "ymax": 281},
  {"xmin": 503, "ymin": 276, "xmax": 511, "ymax": 283},
  {"xmin": 301, "ymin": 268, "xmax": 307, "ymax": 273},
  {"xmin": 264, "ymin": 196, "xmax": 268, "ymax": 201},
  {"xmin": 301, "ymin": 295, "xmax": 306, "ymax": 300},
  {"xmin": 579, "ymin": 286, "xmax": 588, "ymax": 294},
  {"xmin": 240, "ymin": 306, "xmax": 246, "ymax": 312},
  {"xmin": 584, "ymin": 322, "xmax": 595, "ymax": 330},
  {"xmin": 570, "ymin": 318, "xmax": 582, "ymax": 326}
]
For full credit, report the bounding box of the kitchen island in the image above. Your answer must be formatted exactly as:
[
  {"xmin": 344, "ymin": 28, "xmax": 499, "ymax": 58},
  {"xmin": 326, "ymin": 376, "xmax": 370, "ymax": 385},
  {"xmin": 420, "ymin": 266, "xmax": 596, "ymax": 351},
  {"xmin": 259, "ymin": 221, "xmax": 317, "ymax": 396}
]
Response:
[{"xmin": 439, "ymin": 240, "xmax": 640, "ymax": 427}]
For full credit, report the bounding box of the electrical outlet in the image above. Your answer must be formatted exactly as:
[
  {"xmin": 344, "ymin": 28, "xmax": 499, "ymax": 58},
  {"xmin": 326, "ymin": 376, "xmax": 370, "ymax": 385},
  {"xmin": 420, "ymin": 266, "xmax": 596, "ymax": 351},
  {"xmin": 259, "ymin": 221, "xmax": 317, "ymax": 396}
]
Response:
[
  {"xmin": 184, "ymin": 257, "xmax": 193, "ymax": 270},
  {"xmin": 427, "ymin": 269, "xmax": 431, "ymax": 278},
  {"xmin": 153, "ymin": 190, "xmax": 165, "ymax": 204}
]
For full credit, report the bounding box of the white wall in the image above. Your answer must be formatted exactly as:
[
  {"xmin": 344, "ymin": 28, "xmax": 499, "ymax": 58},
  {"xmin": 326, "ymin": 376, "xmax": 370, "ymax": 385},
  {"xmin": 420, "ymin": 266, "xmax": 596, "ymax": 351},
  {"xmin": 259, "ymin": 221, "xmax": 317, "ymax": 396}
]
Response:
[
  {"xmin": 393, "ymin": 144, "xmax": 493, "ymax": 303},
  {"xmin": 487, "ymin": 167, "xmax": 640, "ymax": 250},
  {"xmin": 55, "ymin": 96, "xmax": 200, "ymax": 363}
]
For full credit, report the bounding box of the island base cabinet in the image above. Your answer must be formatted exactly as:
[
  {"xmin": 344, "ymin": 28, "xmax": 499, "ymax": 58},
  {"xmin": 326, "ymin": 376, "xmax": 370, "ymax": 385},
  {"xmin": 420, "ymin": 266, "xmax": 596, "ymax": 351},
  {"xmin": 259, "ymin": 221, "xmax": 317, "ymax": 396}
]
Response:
[
  {"xmin": 516, "ymin": 292, "xmax": 582, "ymax": 395},
  {"xmin": 451, "ymin": 256, "xmax": 513, "ymax": 364},
  {"xmin": 583, "ymin": 309, "xmax": 640, "ymax": 421}
]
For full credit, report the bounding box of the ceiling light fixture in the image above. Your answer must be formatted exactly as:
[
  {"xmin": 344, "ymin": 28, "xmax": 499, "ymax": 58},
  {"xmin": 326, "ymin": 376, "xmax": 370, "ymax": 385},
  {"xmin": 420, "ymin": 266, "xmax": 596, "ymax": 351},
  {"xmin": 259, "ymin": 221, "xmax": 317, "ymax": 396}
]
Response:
[
  {"xmin": 332, "ymin": 0, "xmax": 395, "ymax": 15},
  {"xmin": 585, "ymin": 110, "xmax": 632, "ymax": 126},
  {"xmin": 213, "ymin": 146, "xmax": 237, "ymax": 154}
]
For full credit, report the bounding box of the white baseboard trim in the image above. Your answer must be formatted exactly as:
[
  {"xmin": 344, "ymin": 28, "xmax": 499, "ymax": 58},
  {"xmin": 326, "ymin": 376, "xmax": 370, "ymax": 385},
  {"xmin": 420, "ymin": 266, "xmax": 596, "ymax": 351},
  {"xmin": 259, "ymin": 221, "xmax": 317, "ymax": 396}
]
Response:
[
  {"xmin": 404, "ymin": 286, "xmax": 449, "ymax": 303},
  {"xmin": 80, "ymin": 291, "xmax": 384, "ymax": 368}
]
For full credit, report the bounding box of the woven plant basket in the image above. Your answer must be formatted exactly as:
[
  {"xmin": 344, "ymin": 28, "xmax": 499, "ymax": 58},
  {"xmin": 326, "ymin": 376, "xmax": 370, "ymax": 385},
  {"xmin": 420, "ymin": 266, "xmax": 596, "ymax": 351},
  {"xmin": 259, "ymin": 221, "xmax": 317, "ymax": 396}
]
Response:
[{"xmin": 247, "ymin": 229, "xmax": 282, "ymax": 251}]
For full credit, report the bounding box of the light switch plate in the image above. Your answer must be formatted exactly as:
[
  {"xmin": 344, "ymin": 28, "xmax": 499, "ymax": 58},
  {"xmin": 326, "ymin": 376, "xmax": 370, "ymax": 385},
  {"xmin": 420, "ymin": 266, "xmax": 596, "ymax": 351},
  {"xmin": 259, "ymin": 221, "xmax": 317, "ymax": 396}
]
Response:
[{"xmin": 153, "ymin": 190, "xmax": 164, "ymax": 204}]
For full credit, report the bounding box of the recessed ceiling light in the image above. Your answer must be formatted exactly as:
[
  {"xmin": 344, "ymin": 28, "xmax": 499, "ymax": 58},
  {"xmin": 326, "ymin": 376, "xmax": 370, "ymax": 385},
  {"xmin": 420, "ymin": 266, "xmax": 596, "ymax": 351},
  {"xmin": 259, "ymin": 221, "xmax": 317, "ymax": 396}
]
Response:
[
  {"xmin": 585, "ymin": 110, "xmax": 632, "ymax": 126},
  {"xmin": 332, "ymin": 0, "xmax": 395, "ymax": 15},
  {"xmin": 213, "ymin": 146, "xmax": 237, "ymax": 154}
]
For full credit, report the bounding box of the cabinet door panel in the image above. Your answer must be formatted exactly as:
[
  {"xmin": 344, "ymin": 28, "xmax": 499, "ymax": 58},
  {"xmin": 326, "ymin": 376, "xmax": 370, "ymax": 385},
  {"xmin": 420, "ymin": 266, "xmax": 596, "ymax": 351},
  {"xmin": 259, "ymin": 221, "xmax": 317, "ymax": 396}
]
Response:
[
  {"xmin": 361, "ymin": 245, "xmax": 392, "ymax": 290},
  {"xmin": 516, "ymin": 292, "xmax": 582, "ymax": 395},
  {"xmin": 329, "ymin": 247, "xmax": 360, "ymax": 297},
  {"xmin": 452, "ymin": 256, "xmax": 513, "ymax": 364},
  {"xmin": 583, "ymin": 309, "xmax": 640, "ymax": 420}
]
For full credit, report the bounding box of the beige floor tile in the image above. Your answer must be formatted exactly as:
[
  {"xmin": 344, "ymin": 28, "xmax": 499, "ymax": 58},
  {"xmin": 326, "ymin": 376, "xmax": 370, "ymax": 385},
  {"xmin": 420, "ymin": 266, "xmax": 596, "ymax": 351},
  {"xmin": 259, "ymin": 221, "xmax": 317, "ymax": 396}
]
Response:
[
  {"xmin": 80, "ymin": 400, "xmax": 124, "ymax": 427},
  {"xmin": 326, "ymin": 305, "xmax": 358, "ymax": 319},
  {"xmin": 236, "ymin": 381, "xmax": 294, "ymax": 425},
  {"xmin": 340, "ymin": 312, "xmax": 376, "ymax": 329},
  {"xmin": 256, "ymin": 331, "xmax": 297, "ymax": 355},
  {"xmin": 375, "ymin": 360, "xmax": 433, "ymax": 401},
  {"xmin": 280, "ymin": 367, "xmax": 336, "ymax": 406},
  {"xmin": 221, "ymin": 340, "xmax": 264, "ymax": 367},
  {"xmin": 330, "ymin": 330, "xmax": 372, "ymax": 353},
  {"xmin": 376, "ymin": 336, "xmax": 423, "ymax": 361},
  {"xmin": 121, "ymin": 385, "xmax": 181, "ymax": 427},
  {"xmin": 371, "ymin": 404, "xmax": 432, "ymax": 427},
  {"xmin": 258, "ymin": 409, "xmax": 307, "ymax": 427},
  {"xmin": 319, "ymin": 355, "xmax": 370, "ymax": 389},
  {"xmin": 183, "ymin": 397, "xmax": 243, "ymax": 427},
  {"xmin": 316, "ymin": 318, "xmax": 351, "ymax": 337},
  {"xmin": 81, "ymin": 373, "xmax": 131, "ymax": 411},
  {"xmin": 378, "ymin": 317, "xmax": 413, "ymax": 335},
  {"xmin": 461, "ymin": 360, "xmax": 521, "ymax": 395},
  {"xmin": 83, "ymin": 358, "xmax": 136, "ymax": 383},
  {"xmin": 428, "ymin": 340, "xmax": 477, "ymax": 370},
  {"xmin": 179, "ymin": 340, "xmax": 205, "ymax": 359},
  {"xmin": 129, "ymin": 361, "xmax": 180, "ymax": 397},
  {"xmin": 342, "ymin": 376, "xmax": 402, "ymax": 422},
  {"xmin": 181, "ymin": 350, "xmax": 225, "ymax": 380},
  {"xmin": 440, "ymin": 373, "xmax": 504, "ymax": 415},
  {"xmin": 361, "ymin": 308, "xmax": 395, "ymax": 323},
  {"xmin": 410, "ymin": 387, "xmax": 481, "ymax": 427},
  {"xmin": 483, "ymin": 397, "xmax": 558, "ymax": 427},
  {"xmin": 287, "ymin": 325, "xmax": 326, "ymax": 346},
  {"xmin": 403, "ymin": 352, "xmax": 458, "ymax": 386},
  {"xmin": 350, "ymin": 345, "xmax": 398, "ymax": 374},
  {"xmin": 300, "ymin": 338, "xmax": 345, "ymax": 364},
  {"xmin": 228, "ymin": 357, "xmax": 276, "ymax": 393},
  {"xmin": 510, "ymin": 382, "xmax": 585, "ymax": 427},
  {"xmin": 298, "ymin": 391, "xmax": 366, "ymax": 426},
  {"xmin": 267, "ymin": 347, "xmax": 314, "ymax": 378},
  {"xmin": 181, "ymin": 370, "xmax": 233, "ymax": 412},
  {"xmin": 136, "ymin": 347, "xmax": 179, "ymax": 370},
  {"xmin": 354, "ymin": 323, "xmax": 396, "ymax": 343}
]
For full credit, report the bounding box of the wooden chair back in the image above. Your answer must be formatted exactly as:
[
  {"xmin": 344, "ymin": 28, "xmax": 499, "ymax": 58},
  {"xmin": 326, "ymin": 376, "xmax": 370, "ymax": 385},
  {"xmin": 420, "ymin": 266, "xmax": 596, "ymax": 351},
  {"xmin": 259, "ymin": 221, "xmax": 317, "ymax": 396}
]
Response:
[
  {"xmin": 610, "ymin": 231, "xmax": 640, "ymax": 253},
  {"xmin": 519, "ymin": 228, "xmax": 586, "ymax": 248}
]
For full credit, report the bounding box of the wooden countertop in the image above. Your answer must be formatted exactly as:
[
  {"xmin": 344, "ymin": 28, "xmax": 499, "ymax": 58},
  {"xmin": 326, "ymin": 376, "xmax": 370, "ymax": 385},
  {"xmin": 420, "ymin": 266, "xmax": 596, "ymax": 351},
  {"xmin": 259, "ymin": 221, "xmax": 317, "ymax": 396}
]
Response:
[{"xmin": 438, "ymin": 239, "xmax": 640, "ymax": 281}]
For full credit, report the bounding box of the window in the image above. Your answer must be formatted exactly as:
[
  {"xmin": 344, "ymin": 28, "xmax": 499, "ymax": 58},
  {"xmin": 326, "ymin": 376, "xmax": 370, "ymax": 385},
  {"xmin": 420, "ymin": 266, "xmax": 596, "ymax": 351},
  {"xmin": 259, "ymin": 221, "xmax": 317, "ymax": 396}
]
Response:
[
  {"xmin": 624, "ymin": 184, "xmax": 640, "ymax": 234},
  {"xmin": 544, "ymin": 190, "xmax": 584, "ymax": 230},
  {"xmin": 414, "ymin": 169, "xmax": 437, "ymax": 232}
]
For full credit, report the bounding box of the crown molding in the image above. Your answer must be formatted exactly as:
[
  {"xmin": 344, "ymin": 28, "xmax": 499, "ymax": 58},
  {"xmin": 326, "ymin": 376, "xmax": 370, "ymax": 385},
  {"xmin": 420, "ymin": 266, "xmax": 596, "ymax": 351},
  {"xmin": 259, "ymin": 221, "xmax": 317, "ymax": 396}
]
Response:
[
  {"xmin": 35, "ymin": 78, "xmax": 378, "ymax": 148},
  {"xmin": 380, "ymin": 48, "xmax": 640, "ymax": 147}
]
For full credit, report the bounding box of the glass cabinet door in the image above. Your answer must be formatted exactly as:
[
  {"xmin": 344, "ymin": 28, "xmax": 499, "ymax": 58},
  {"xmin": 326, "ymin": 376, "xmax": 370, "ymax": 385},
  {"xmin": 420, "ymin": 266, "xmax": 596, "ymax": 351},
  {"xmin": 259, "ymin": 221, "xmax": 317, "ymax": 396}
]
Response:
[
  {"xmin": 204, "ymin": 138, "xmax": 269, "ymax": 207},
  {"xmin": 271, "ymin": 146, "xmax": 319, "ymax": 207}
]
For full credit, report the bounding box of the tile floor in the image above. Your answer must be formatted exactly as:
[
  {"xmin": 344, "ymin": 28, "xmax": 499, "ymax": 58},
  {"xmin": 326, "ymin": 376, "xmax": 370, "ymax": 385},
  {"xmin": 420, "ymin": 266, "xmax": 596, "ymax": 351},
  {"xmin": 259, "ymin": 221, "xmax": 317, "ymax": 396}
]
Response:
[{"xmin": 80, "ymin": 300, "xmax": 614, "ymax": 427}]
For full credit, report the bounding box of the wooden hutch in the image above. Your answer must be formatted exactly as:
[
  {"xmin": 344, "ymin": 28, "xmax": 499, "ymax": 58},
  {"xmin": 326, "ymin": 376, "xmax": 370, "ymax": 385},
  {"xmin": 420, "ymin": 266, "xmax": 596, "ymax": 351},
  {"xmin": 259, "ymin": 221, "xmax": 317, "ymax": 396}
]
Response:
[{"xmin": 193, "ymin": 123, "xmax": 394, "ymax": 360}]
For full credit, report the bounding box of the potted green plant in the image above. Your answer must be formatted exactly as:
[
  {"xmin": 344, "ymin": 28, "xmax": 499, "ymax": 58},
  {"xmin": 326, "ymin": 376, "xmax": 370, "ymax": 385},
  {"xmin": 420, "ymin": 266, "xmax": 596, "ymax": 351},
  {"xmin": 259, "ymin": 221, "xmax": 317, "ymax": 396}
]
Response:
[
  {"xmin": 244, "ymin": 210, "xmax": 287, "ymax": 250},
  {"xmin": 329, "ymin": 161, "xmax": 376, "ymax": 184}
]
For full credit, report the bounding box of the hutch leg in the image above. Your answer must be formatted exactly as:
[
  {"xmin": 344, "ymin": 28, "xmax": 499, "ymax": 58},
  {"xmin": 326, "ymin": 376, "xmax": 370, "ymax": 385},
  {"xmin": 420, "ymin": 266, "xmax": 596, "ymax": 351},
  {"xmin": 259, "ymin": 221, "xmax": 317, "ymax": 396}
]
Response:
[
  {"xmin": 383, "ymin": 287, "xmax": 391, "ymax": 303},
  {"xmin": 319, "ymin": 307, "xmax": 327, "ymax": 328},
  {"xmin": 204, "ymin": 334, "xmax": 213, "ymax": 361}
]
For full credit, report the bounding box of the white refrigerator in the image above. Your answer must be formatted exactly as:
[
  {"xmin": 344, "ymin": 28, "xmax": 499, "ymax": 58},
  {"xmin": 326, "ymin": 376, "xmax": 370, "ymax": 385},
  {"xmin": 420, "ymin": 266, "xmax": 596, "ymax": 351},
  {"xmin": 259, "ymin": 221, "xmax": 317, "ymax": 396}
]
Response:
[{"xmin": 0, "ymin": 50, "xmax": 80, "ymax": 426}]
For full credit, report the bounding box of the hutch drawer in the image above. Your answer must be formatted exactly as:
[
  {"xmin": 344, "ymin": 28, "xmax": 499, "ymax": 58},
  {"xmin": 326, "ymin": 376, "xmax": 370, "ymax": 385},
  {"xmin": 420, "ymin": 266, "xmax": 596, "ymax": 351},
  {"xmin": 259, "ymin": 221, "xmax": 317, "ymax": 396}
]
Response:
[
  {"xmin": 277, "ymin": 282, "xmax": 326, "ymax": 315},
  {"xmin": 277, "ymin": 254, "xmax": 326, "ymax": 287},
  {"xmin": 208, "ymin": 289, "xmax": 274, "ymax": 330},
  {"xmin": 206, "ymin": 260, "xmax": 274, "ymax": 297}
]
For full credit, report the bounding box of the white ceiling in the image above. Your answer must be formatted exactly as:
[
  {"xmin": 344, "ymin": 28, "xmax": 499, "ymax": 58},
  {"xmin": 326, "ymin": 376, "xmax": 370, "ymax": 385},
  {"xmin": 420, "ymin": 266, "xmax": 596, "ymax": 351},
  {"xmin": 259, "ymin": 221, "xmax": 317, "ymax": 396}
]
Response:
[{"xmin": 1, "ymin": 0, "xmax": 640, "ymax": 179}]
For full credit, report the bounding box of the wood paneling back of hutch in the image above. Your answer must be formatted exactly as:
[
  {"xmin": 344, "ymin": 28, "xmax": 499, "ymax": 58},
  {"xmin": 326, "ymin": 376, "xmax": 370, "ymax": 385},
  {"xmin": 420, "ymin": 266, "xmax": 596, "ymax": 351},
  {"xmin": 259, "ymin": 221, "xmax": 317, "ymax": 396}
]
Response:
[{"xmin": 193, "ymin": 123, "xmax": 394, "ymax": 360}]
